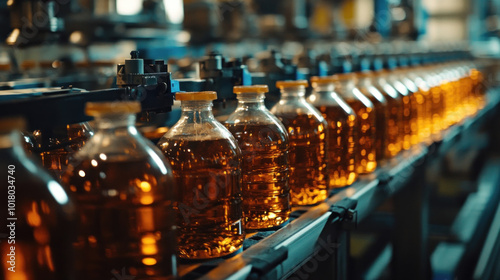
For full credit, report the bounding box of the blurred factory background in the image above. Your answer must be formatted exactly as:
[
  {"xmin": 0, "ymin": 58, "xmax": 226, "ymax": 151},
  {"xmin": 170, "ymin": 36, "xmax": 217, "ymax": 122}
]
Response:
[
  {"xmin": 2, "ymin": 0, "xmax": 500, "ymax": 83},
  {"xmin": 2, "ymin": 1, "xmax": 500, "ymax": 280}
]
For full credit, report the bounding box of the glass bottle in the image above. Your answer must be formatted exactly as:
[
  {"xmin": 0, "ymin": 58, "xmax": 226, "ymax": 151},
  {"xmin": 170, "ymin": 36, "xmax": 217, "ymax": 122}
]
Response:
[
  {"xmin": 419, "ymin": 64, "xmax": 446, "ymax": 137},
  {"xmin": 440, "ymin": 63, "xmax": 461, "ymax": 127},
  {"xmin": 456, "ymin": 63, "xmax": 477, "ymax": 117},
  {"xmin": 450, "ymin": 62, "xmax": 474, "ymax": 121},
  {"xmin": 469, "ymin": 64, "xmax": 486, "ymax": 110},
  {"xmin": 356, "ymin": 71, "xmax": 389, "ymax": 163},
  {"xmin": 0, "ymin": 117, "xmax": 76, "ymax": 280},
  {"xmin": 31, "ymin": 122, "xmax": 93, "ymax": 179},
  {"xmin": 158, "ymin": 91, "xmax": 244, "ymax": 260},
  {"xmin": 406, "ymin": 65, "xmax": 433, "ymax": 143},
  {"xmin": 395, "ymin": 67, "xmax": 426, "ymax": 145},
  {"xmin": 332, "ymin": 73, "xmax": 377, "ymax": 174},
  {"xmin": 266, "ymin": 81, "xmax": 329, "ymax": 206},
  {"xmin": 60, "ymin": 101, "xmax": 177, "ymax": 279},
  {"xmin": 225, "ymin": 85, "xmax": 293, "ymax": 222},
  {"xmin": 385, "ymin": 69, "xmax": 413, "ymax": 150},
  {"xmin": 371, "ymin": 69, "xmax": 404, "ymax": 158},
  {"xmin": 308, "ymin": 77, "xmax": 358, "ymax": 187}
]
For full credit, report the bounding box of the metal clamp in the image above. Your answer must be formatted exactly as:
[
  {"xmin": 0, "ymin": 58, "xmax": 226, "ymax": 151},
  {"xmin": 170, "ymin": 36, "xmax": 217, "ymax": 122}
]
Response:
[
  {"xmin": 248, "ymin": 246, "xmax": 288, "ymax": 279},
  {"xmin": 329, "ymin": 197, "xmax": 358, "ymax": 231}
]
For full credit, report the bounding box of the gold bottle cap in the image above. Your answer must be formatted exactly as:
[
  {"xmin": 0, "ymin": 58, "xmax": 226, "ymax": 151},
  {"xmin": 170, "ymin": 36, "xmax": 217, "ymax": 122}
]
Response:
[
  {"xmin": 310, "ymin": 76, "xmax": 339, "ymax": 85},
  {"xmin": 85, "ymin": 101, "xmax": 141, "ymax": 116},
  {"xmin": 175, "ymin": 91, "xmax": 217, "ymax": 101},
  {"xmin": 332, "ymin": 73, "xmax": 357, "ymax": 81},
  {"xmin": 0, "ymin": 116, "xmax": 26, "ymax": 133},
  {"xmin": 275, "ymin": 80, "xmax": 309, "ymax": 89},
  {"xmin": 356, "ymin": 71, "xmax": 375, "ymax": 78},
  {"xmin": 233, "ymin": 85, "xmax": 269, "ymax": 94},
  {"xmin": 0, "ymin": 64, "xmax": 11, "ymax": 71},
  {"xmin": 20, "ymin": 60, "xmax": 36, "ymax": 70}
]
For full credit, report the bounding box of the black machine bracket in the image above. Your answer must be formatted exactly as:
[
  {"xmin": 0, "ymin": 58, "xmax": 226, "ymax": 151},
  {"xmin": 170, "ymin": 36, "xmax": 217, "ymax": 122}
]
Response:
[{"xmin": 329, "ymin": 197, "xmax": 358, "ymax": 231}]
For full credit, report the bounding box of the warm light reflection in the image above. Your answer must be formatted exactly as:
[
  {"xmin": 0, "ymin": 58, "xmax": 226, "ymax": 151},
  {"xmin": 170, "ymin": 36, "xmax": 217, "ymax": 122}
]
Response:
[
  {"xmin": 27, "ymin": 202, "xmax": 41, "ymax": 227},
  {"xmin": 142, "ymin": 257, "xmax": 157, "ymax": 266},
  {"xmin": 140, "ymin": 195, "xmax": 154, "ymax": 205},
  {"xmin": 141, "ymin": 234, "xmax": 158, "ymax": 255},
  {"xmin": 139, "ymin": 181, "xmax": 152, "ymax": 192}
]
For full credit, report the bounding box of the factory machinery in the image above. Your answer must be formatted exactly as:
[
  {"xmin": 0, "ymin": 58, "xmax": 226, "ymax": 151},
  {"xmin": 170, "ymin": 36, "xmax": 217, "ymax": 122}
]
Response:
[{"xmin": 2, "ymin": 0, "xmax": 500, "ymax": 280}]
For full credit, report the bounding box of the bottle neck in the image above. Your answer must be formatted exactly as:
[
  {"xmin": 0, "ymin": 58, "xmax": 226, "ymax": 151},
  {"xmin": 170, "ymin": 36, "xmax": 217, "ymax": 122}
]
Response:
[
  {"xmin": 358, "ymin": 75, "xmax": 371, "ymax": 84},
  {"xmin": 336, "ymin": 79, "xmax": 356, "ymax": 99},
  {"xmin": 93, "ymin": 114, "xmax": 138, "ymax": 135},
  {"xmin": 312, "ymin": 83, "xmax": 336, "ymax": 96},
  {"xmin": 280, "ymin": 86, "xmax": 306, "ymax": 101},
  {"xmin": 180, "ymin": 100, "xmax": 215, "ymax": 121},
  {"xmin": 339, "ymin": 78, "xmax": 355, "ymax": 88},
  {"xmin": 236, "ymin": 93, "xmax": 267, "ymax": 110}
]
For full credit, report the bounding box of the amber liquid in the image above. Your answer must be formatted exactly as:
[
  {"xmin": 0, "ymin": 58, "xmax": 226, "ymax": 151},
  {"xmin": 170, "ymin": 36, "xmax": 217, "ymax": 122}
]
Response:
[
  {"xmin": 359, "ymin": 88, "xmax": 387, "ymax": 162},
  {"xmin": 441, "ymin": 80, "xmax": 459, "ymax": 127},
  {"xmin": 417, "ymin": 88, "xmax": 433, "ymax": 143},
  {"xmin": 409, "ymin": 90, "xmax": 421, "ymax": 145},
  {"xmin": 225, "ymin": 123, "xmax": 293, "ymax": 220},
  {"xmin": 460, "ymin": 75, "xmax": 477, "ymax": 117},
  {"xmin": 470, "ymin": 68, "xmax": 486, "ymax": 110},
  {"xmin": 372, "ymin": 83, "xmax": 403, "ymax": 158},
  {"xmin": 34, "ymin": 123, "xmax": 92, "ymax": 179},
  {"xmin": 315, "ymin": 105, "xmax": 357, "ymax": 187},
  {"xmin": 428, "ymin": 83, "xmax": 445, "ymax": 136},
  {"xmin": 158, "ymin": 138, "xmax": 244, "ymax": 259},
  {"xmin": 265, "ymin": 114, "xmax": 328, "ymax": 206},
  {"xmin": 400, "ymin": 92, "xmax": 412, "ymax": 150},
  {"xmin": 344, "ymin": 98, "xmax": 377, "ymax": 174},
  {"xmin": 61, "ymin": 157, "xmax": 177, "ymax": 279},
  {"xmin": 1, "ymin": 148, "xmax": 75, "ymax": 280}
]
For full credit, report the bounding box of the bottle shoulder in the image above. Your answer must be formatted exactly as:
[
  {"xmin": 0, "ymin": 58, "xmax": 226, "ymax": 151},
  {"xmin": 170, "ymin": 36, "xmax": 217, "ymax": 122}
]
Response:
[
  {"xmin": 158, "ymin": 136, "xmax": 242, "ymax": 168},
  {"xmin": 308, "ymin": 92, "xmax": 355, "ymax": 116},
  {"xmin": 74, "ymin": 129, "xmax": 164, "ymax": 160},
  {"xmin": 0, "ymin": 149, "xmax": 76, "ymax": 223},
  {"xmin": 226, "ymin": 107, "xmax": 281, "ymax": 126},
  {"xmin": 358, "ymin": 84, "xmax": 387, "ymax": 104},
  {"xmin": 272, "ymin": 99, "xmax": 325, "ymax": 121},
  {"xmin": 162, "ymin": 115, "xmax": 235, "ymax": 142}
]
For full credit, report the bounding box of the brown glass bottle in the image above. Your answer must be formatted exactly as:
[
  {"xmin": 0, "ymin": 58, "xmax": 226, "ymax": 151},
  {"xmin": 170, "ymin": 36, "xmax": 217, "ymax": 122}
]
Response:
[
  {"xmin": 61, "ymin": 102, "xmax": 177, "ymax": 279},
  {"xmin": 457, "ymin": 64, "xmax": 477, "ymax": 117},
  {"xmin": 371, "ymin": 70, "xmax": 404, "ymax": 157},
  {"xmin": 31, "ymin": 122, "xmax": 93, "ymax": 179},
  {"xmin": 308, "ymin": 76, "xmax": 358, "ymax": 187},
  {"xmin": 407, "ymin": 67, "xmax": 433, "ymax": 143},
  {"xmin": 333, "ymin": 73, "xmax": 377, "ymax": 174},
  {"xmin": 470, "ymin": 67, "xmax": 486, "ymax": 110},
  {"xmin": 356, "ymin": 71, "xmax": 388, "ymax": 163},
  {"xmin": 421, "ymin": 66, "xmax": 446, "ymax": 136},
  {"xmin": 158, "ymin": 91, "xmax": 244, "ymax": 260},
  {"xmin": 397, "ymin": 68, "xmax": 426, "ymax": 145},
  {"xmin": 267, "ymin": 82, "xmax": 328, "ymax": 205},
  {"xmin": 225, "ymin": 85, "xmax": 294, "ymax": 220},
  {"xmin": 0, "ymin": 117, "xmax": 76, "ymax": 280},
  {"xmin": 439, "ymin": 64, "xmax": 460, "ymax": 127},
  {"xmin": 386, "ymin": 70, "xmax": 413, "ymax": 150}
]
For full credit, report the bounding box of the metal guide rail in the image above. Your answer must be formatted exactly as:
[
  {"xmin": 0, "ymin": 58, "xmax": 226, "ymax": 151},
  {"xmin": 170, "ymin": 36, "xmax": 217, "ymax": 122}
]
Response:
[{"xmin": 176, "ymin": 91, "xmax": 500, "ymax": 280}]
